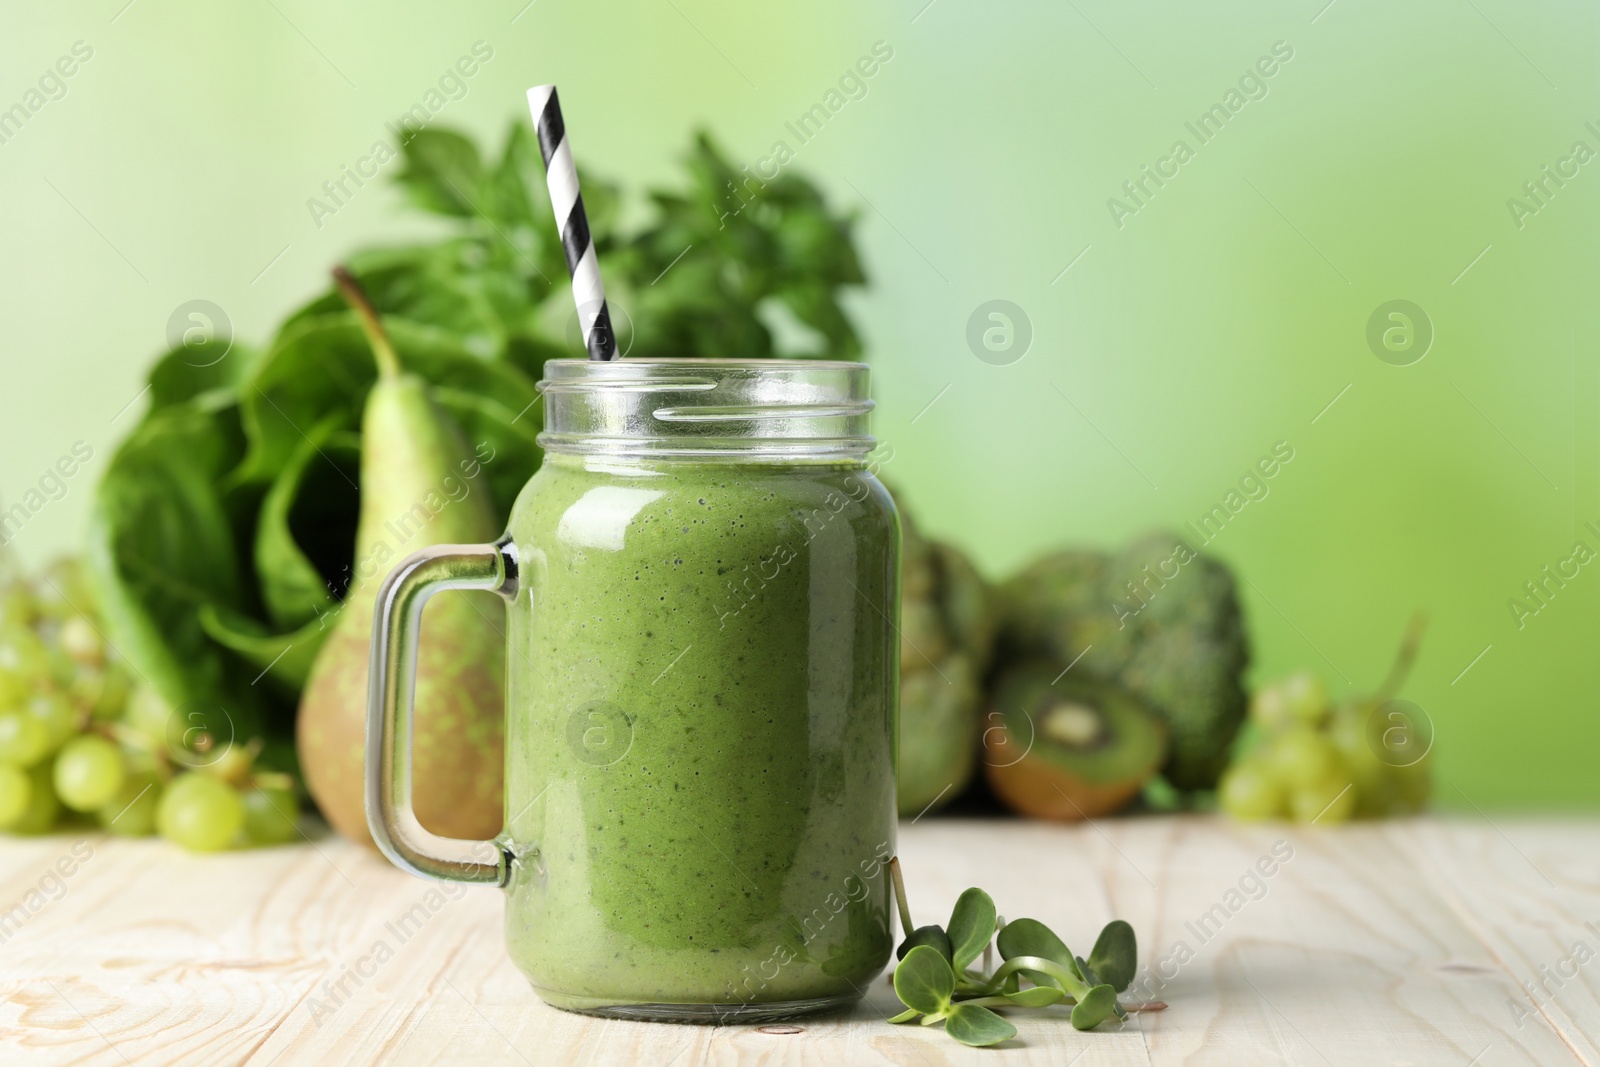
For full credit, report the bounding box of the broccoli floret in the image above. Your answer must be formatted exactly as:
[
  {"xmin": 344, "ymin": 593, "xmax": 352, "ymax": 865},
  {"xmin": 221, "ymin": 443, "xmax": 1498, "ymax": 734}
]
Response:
[{"xmin": 997, "ymin": 532, "xmax": 1249, "ymax": 791}]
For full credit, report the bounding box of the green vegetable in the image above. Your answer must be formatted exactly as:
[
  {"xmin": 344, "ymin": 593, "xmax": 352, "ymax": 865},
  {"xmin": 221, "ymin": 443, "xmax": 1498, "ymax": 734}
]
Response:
[
  {"xmin": 1087, "ymin": 919, "xmax": 1138, "ymax": 992},
  {"xmin": 86, "ymin": 123, "xmax": 867, "ymax": 796},
  {"xmin": 943, "ymin": 1003, "xmax": 1018, "ymax": 1046},
  {"xmin": 995, "ymin": 917, "xmax": 1080, "ymax": 982},
  {"xmin": 86, "ymin": 401, "xmax": 265, "ymax": 743},
  {"xmin": 997, "ymin": 532, "xmax": 1249, "ymax": 791},
  {"xmin": 896, "ymin": 924, "xmax": 954, "ymax": 964},
  {"xmin": 301, "ymin": 124, "xmax": 865, "ymax": 363},
  {"xmin": 887, "ymin": 859, "xmax": 1151, "ymax": 1047},
  {"xmin": 947, "ymin": 886, "xmax": 999, "ymax": 970},
  {"xmin": 893, "ymin": 945, "xmax": 955, "ymax": 1016}
]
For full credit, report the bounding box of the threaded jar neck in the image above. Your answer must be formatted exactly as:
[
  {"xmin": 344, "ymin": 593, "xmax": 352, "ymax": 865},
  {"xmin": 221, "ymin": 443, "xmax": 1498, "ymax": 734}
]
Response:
[{"xmin": 537, "ymin": 359, "xmax": 876, "ymax": 460}]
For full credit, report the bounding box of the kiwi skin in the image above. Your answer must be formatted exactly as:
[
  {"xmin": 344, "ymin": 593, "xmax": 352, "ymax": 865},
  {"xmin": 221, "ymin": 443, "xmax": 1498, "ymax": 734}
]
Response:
[{"xmin": 982, "ymin": 663, "xmax": 1168, "ymax": 822}]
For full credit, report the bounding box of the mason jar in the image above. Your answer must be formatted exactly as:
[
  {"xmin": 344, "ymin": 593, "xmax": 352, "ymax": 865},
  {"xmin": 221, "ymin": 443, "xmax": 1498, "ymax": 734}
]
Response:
[{"xmin": 367, "ymin": 358, "xmax": 900, "ymax": 1022}]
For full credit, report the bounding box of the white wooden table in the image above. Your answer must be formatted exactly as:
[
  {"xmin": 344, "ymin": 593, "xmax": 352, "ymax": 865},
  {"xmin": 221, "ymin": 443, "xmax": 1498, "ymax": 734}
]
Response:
[{"xmin": 0, "ymin": 815, "xmax": 1593, "ymax": 1065}]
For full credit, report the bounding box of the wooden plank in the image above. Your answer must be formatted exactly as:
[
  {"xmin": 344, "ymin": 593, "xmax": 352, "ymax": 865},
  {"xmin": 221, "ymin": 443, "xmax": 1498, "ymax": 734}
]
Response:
[
  {"xmin": 0, "ymin": 817, "xmax": 1594, "ymax": 1065},
  {"xmin": 1403, "ymin": 817, "xmax": 1600, "ymax": 1063},
  {"xmin": 898, "ymin": 818, "xmax": 1589, "ymax": 1065}
]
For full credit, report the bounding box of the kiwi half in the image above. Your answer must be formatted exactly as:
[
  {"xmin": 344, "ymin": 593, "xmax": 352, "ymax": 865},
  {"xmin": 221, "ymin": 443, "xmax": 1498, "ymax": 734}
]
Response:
[{"xmin": 982, "ymin": 661, "xmax": 1168, "ymax": 821}]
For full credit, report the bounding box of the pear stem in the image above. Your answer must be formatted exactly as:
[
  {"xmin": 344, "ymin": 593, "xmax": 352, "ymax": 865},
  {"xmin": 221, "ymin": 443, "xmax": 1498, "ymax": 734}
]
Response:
[{"xmin": 332, "ymin": 265, "xmax": 401, "ymax": 379}]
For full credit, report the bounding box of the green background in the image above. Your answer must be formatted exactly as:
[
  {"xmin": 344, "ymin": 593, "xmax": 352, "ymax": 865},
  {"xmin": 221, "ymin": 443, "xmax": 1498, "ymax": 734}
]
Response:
[{"xmin": 1, "ymin": 0, "xmax": 1594, "ymax": 808}]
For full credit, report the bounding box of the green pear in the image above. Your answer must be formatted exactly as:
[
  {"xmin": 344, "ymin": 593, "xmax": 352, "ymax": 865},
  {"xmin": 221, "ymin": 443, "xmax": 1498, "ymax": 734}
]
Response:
[{"xmin": 296, "ymin": 268, "xmax": 504, "ymax": 845}]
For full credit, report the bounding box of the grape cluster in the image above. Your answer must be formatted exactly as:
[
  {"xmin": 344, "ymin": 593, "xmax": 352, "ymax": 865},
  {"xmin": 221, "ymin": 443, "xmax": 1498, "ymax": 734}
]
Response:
[
  {"xmin": 0, "ymin": 557, "xmax": 299, "ymax": 850},
  {"xmin": 1219, "ymin": 670, "xmax": 1431, "ymax": 823}
]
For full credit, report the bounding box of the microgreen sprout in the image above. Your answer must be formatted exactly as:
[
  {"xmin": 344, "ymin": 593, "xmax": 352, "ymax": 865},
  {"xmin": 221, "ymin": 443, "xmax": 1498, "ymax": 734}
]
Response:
[{"xmin": 884, "ymin": 858, "xmax": 1161, "ymax": 1048}]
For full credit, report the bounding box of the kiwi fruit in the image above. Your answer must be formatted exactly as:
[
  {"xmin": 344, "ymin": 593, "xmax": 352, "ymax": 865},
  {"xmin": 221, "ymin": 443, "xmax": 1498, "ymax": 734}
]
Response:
[{"xmin": 981, "ymin": 661, "xmax": 1167, "ymax": 821}]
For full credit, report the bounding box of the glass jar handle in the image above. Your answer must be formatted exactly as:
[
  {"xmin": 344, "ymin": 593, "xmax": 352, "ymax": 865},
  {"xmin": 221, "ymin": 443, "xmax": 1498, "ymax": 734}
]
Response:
[{"xmin": 365, "ymin": 537, "xmax": 518, "ymax": 886}]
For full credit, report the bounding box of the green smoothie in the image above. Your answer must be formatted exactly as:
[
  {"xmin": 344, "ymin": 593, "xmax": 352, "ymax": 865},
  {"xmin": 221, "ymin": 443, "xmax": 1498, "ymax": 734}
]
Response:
[{"xmin": 500, "ymin": 451, "xmax": 899, "ymax": 1017}]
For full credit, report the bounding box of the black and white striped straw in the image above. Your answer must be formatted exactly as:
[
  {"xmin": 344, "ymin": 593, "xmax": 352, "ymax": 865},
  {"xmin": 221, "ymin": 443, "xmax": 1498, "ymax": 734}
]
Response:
[{"xmin": 526, "ymin": 85, "xmax": 617, "ymax": 362}]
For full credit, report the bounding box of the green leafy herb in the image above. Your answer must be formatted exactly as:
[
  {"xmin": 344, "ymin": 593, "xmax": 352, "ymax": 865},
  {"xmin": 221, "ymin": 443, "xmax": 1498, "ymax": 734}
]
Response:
[
  {"xmin": 963, "ymin": 985, "xmax": 1066, "ymax": 1010},
  {"xmin": 896, "ymin": 924, "xmax": 954, "ymax": 964},
  {"xmin": 886, "ymin": 858, "xmax": 1155, "ymax": 1048},
  {"xmin": 996, "ymin": 917, "xmax": 1081, "ymax": 979},
  {"xmin": 944, "ymin": 1003, "xmax": 1017, "ymax": 1047},
  {"xmin": 893, "ymin": 945, "xmax": 955, "ymax": 1016},
  {"xmin": 1088, "ymin": 919, "xmax": 1138, "ymax": 992},
  {"xmin": 946, "ymin": 887, "xmax": 998, "ymax": 971},
  {"xmin": 1070, "ymin": 984, "xmax": 1120, "ymax": 1031}
]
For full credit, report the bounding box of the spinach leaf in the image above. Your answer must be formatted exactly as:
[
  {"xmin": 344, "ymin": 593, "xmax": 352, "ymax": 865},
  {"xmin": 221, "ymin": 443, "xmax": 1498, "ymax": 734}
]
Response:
[
  {"xmin": 198, "ymin": 605, "xmax": 326, "ymax": 693},
  {"xmin": 148, "ymin": 340, "xmax": 260, "ymax": 413},
  {"xmin": 231, "ymin": 315, "xmax": 371, "ymax": 488},
  {"xmin": 234, "ymin": 312, "xmax": 535, "ymax": 490},
  {"xmin": 254, "ymin": 419, "xmax": 356, "ymax": 629},
  {"xmin": 86, "ymin": 401, "xmax": 249, "ymax": 712}
]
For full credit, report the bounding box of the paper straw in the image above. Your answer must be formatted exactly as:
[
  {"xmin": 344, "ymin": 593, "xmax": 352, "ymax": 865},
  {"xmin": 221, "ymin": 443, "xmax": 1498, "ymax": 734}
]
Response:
[{"xmin": 526, "ymin": 85, "xmax": 618, "ymax": 362}]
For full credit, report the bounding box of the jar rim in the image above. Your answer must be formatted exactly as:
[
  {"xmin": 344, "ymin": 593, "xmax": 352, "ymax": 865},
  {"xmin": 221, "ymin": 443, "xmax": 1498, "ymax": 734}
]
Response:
[
  {"xmin": 536, "ymin": 358, "xmax": 875, "ymax": 459},
  {"xmin": 542, "ymin": 357, "xmax": 869, "ymax": 371}
]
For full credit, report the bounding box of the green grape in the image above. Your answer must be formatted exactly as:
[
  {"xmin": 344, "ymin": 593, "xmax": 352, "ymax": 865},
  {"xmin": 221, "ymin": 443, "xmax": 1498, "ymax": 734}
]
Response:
[
  {"xmin": 44, "ymin": 641, "xmax": 79, "ymax": 686},
  {"xmin": 157, "ymin": 773, "xmax": 244, "ymax": 852},
  {"xmin": 1261, "ymin": 728, "xmax": 1340, "ymax": 789},
  {"xmin": 1327, "ymin": 704, "xmax": 1388, "ymax": 815},
  {"xmin": 1219, "ymin": 760, "xmax": 1284, "ymax": 820},
  {"xmin": 0, "ymin": 625, "xmax": 49, "ymax": 681},
  {"xmin": 1328, "ymin": 701, "xmax": 1433, "ymax": 817},
  {"xmin": 242, "ymin": 785, "xmax": 300, "ymax": 845},
  {"xmin": 91, "ymin": 661, "xmax": 131, "ymax": 720},
  {"xmin": 125, "ymin": 685, "xmax": 173, "ymax": 746},
  {"xmin": 98, "ymin": 773, "xmax": 160, "ymax": 836},
  {"xmin": 24, "ymin": 690, "xmax": 77, "ymax": 749},
  {"xmin": 0, "ymin": 763, "xmax": 31, "ymax": 828},
  {"xmin": 0, "ymin": 712, "xmax": 52, "ymax": 766},
  {"xmin": 1250, "ymin": 672, "xmax": 1331, "ymax": 732},
  {"xmin": 1289, "ymin": 774, "xmax": 1357, "ymax": 824},
  {"xmin": 10, "ymin": 763, "xmax": 60, "ymax": 834},
  {"xmin": 1279, "ymin": 671, "xmax": 1330, "ymax": 728},
  {"xmin": 1248, "ymin": 682, "xmax": 1290, "ymax": 732},
  {"xmin": 1385, "ymin": 759, "xmax": 1432, "ymax": 815},
  {"xmin": 195, "ymin": 743, "xmax": 254, "ymax": 786},
  {"xmin": 1327, "ymin": 703, "xmax": 1375, "ymax": 767},
  {"xmin": 53, "ymin": 735, "xmax": 126, "ymax": 812},
  {"xmin": 68, "ymin": 665, "xmax": 106, "ymax": 712},
  {"xmin": 58, "ymin": 615, "xmax": 104, "ymax": 666},
  {"xmin": 0, "ymin": 665, "xmax": 26, "ymax": 711}
]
